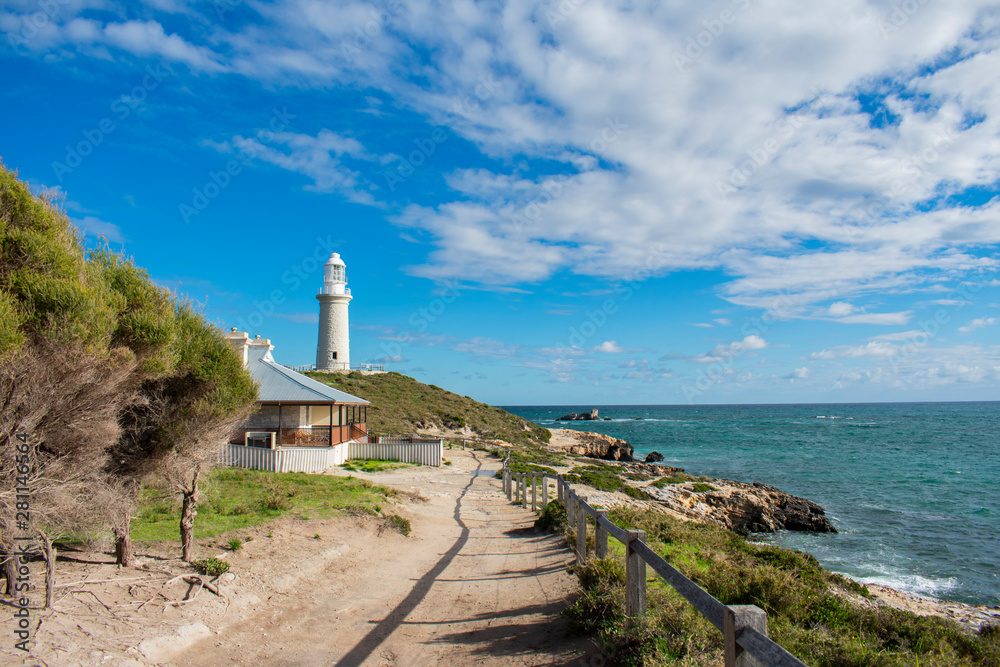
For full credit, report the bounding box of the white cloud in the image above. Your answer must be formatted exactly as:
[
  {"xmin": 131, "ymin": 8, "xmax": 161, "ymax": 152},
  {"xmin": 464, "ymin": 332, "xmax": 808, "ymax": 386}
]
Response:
[
  {"xmin": 696, "ymin": 335, "xmax": 767, "ymax": 363},
  {"xmin": 103, "ymin": 20, "xmax": 224, "ymax": 71},
  {"xmin": 958, "ymin": 317, "xmax": 998, "ymax": 333},
  {"xmin": 72, "ymin": 215, "xmax": 124, "ymax": 243},
  {"xmin": 11, "ymin": 0, "xmax": 1000, "ymax": 315},
  {"xmin": 870, "ymin": 330, "xmax": 926, "ymax": 341},
  {"xmin": 690, "ymin": 322, "xmax": 713, "ymax": 328},
  {"xmin": 826, "ymin": 301, "xmax": 854, "ymax": 317},
  {"xmin": 595, "ymin": 340, "xmax": 623, "ymax": 353},
  {"xmin": 713, "ymin": 318, "xmax": 730, "ymax": 326},
  {"xmin": 811, "ymin": 341, "xmax": 900, "ymax": 359}
]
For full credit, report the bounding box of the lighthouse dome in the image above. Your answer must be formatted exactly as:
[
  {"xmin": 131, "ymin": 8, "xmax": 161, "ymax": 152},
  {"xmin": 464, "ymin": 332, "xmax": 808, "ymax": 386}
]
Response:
[{"xmin": 325, "ymin": 252, "xmax": 346, "ymax": 267}]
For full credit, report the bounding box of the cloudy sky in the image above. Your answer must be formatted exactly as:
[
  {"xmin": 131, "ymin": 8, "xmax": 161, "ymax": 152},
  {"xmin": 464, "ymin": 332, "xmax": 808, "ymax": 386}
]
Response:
[{"xmin": 2, "ymin": 0, "xmax": 999, "ymax": 405}]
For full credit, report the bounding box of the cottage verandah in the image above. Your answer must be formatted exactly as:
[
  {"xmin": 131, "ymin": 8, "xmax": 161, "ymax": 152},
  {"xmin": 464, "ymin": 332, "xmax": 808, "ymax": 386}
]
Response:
[{"xmin": 222, "ymin": 330, "xmax": 371, "ymax": 472}]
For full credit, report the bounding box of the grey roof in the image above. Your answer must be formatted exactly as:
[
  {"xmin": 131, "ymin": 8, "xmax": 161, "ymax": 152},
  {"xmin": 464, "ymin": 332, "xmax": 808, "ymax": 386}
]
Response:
[{"xmin": 246, "ymin": 346, "xmax": 369, "ymax": 404}]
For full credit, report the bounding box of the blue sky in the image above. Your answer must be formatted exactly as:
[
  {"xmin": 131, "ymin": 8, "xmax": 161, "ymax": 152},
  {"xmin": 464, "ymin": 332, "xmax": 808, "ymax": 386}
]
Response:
[{"xmin": 2, "ymin": 0, "xmax": 999, "ymax": 405}]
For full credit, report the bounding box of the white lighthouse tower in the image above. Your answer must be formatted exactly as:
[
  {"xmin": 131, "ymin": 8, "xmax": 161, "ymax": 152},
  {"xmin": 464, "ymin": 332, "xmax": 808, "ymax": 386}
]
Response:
[{"xmin": 316, "ymin": 253, "xmax": 351, "ymax": 371}]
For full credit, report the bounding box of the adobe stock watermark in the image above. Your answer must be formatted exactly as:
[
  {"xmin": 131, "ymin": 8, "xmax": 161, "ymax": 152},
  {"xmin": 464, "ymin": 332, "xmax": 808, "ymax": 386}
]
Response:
[
  {"xmin": 377, "ymin": 279, "xmax": 464, "ymax": 363},
  {"xmin": 232, "ymin": 234, "xmax": 341, "ymax": 332},
  {"xmin": 178, "ymin": 106, "xmax": 296, "ymax": 223},
  {"xmin": 562, "ymin": 244, "xmax": 671, "ymax": 349},
  {"xmin": 11, "ymin": 431, "xmax": 33, "ymax": 652},
  {"xmin": 51, "ymin": 64, "xmax": 173, "ymax": 182},
  {"xmin": 883, "ymin": 272, "xmax": 996, "ymax": 374},
  {"xmin": 875, "ymin": 0, "xmax": 931, "ymax": 39},
  {"xmin": 683, "ymin": 293, "xmax": 794, "ymax": 403},
  {"xmin": 511, "ymin": 116, "xmax": 628, "ymax": 234},
  {"xmin": 339, "ymin": 0, "xmax": 405, "ymax": 62},
  {"xmin": 672, "ymin": 0, "xmax": 755, "ymax": 72},
  {"xmin": 544, "ymin": 0, "xmax": 589, "ymax": 28},
  {"xmin": 5, "ymin": 0, "xmax": 71, "ymax": 48},
  {"xmin": 716, "ymin": 115, "xmax": 805, "ymax": 198},
  {"xmin": 382, "ymin": 75, "xmax": 501, "ymax": 192},
  {"xmin": 846, "ymin": 126, "xmax": 957, "ymax": 242},
  {"xmin": 383, "ymin": 126, "xmax": 449, "ymax": 192}
]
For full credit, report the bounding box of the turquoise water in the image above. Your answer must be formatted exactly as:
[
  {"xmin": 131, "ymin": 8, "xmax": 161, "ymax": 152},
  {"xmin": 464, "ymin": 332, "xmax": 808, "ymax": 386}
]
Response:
[{"xmin": 503, "ymin": 402, "xmax": 1000, "ymax": 607}]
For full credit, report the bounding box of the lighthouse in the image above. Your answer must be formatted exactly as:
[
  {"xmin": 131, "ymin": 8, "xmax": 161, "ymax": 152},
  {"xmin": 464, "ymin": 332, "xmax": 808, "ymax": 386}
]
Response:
[{"xmin": 316, "ymin": 252, "xmax": 351, "ymax": 371}]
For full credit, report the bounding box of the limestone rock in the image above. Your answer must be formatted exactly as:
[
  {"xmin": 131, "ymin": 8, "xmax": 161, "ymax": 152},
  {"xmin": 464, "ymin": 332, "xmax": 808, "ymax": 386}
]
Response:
[
  {"xmin": 556, "ymin": 409, "xmax": 599, "ymax": 421},
  {"xmin": 566, "ymin": 431, "xmax": 634, "ymax": 461},
  {"xmin": 646, "ymin": 479, "xmax": 837, "ymax": 535},
  {"xmin": 644, "ymin": 451, "xmax": 664, "ymax": 463}
]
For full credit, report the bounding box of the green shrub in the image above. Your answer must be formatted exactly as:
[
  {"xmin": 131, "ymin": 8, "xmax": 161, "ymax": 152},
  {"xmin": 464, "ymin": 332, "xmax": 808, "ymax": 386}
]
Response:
[
  {"xmin": 535, "ymin": 500, "xmax": 567, "ymax": 532},
  {"xmin": 692, "ymin": 483, "xmax": 716, "ymax": 493},
  {"xmin": 385, "ymin": 514, "xmax": 411, "ymax": 536},
  {"xmin": 191, "ymin": 557, "xmax": 230, "ymax": 576},
  {"xmin": 226, "ymin": 537, "xmax": 242, "ymax": 551}
]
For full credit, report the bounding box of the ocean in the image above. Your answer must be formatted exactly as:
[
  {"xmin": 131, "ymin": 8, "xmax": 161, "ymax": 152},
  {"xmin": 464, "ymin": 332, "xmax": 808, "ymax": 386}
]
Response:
[{"xmin": 503, "ymin": 402, "xmax": 1000, "ymax": 607}]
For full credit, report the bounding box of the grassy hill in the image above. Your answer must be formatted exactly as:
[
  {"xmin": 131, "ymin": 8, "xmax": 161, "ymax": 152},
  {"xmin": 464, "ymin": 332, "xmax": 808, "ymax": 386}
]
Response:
[{"xmin": 305, "ymin": 371, "xmax": 551, "ymax": 447}]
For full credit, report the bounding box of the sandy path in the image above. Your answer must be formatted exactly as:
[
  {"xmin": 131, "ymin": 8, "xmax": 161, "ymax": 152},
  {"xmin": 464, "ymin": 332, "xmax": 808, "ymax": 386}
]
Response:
[{"xmin": 174, "ymin": 449, "xmax": 601, "ymax": 666}]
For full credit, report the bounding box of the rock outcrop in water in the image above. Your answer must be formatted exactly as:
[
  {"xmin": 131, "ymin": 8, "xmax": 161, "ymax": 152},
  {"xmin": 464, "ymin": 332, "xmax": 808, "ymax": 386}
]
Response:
[
  {"xmin": 557, "ymin": 409, "xmax": 600, "ymax": 421},
  {"xmin": 550, "ymin": 429, "xmax": 633, "ymax": 461},
  {"xmin": 645, "ymin": 479, "xmax": 837, "ymax": 535},
  {"xmin": 644, "ymin": 451, "xmax": 664, "ymax": 463}
]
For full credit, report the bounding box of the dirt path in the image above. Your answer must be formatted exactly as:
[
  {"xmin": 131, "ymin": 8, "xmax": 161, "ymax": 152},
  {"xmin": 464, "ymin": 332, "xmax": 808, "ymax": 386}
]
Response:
[{"xmin": 171, "ymin": 449, "xmax": 600, "ymax": 666}]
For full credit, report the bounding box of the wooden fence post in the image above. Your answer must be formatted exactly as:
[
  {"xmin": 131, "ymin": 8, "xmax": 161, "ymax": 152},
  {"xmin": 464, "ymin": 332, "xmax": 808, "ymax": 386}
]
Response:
[
  {"xmin": 625, "ymin": 529, "xmax": 647, "ymax": 626},
  {"xmin": 521, "ymin": 474, "xmax": 527, "ymax": 509},
  {"xmin": 567, "ymin": 489, "xmax": 575, "ymax": 530},
  {"xmin": 595, "ymin": 509, "xmax": 608, "ymax": 559},
  {"xmin": 724, "ymin": 605, "xmax": 768, "ymax": 667},
  {"xmin": 557, "ymin": 476, "xmax": 563, "ymax": 503},
  {"xmin": 531, "ymin": 474, "xmax": 537, "ymax": 512},
  {"xmin": 542, "ymin": 477, "xmax": 549, "ymax": 508},
  {"xmin": 576, "ymin": 496, "xmax": 588, "ymax": 565},
  {"xmin": 505, "ymin": 468, "xmax": 512, "ymax": 502}
]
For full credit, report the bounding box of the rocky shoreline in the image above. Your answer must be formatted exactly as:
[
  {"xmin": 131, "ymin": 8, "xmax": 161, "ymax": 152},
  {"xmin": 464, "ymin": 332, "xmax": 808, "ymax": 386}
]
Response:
[{"xmin": 544, "ymin": 427, "xmax": 999, "ymax": 633}]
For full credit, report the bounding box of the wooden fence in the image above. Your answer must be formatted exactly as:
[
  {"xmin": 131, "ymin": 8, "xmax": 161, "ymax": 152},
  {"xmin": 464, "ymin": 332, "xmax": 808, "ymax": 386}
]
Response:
[{"xmin": 501, "ymin": 460, "xmax": 808, "ymax": 667}]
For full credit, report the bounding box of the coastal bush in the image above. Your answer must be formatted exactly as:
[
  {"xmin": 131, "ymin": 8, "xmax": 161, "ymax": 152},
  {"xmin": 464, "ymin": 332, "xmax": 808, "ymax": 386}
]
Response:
[
  {"xmin": 562, "ymin": 465, "xmax": 649, "ymax": 500},
  {"xmin": 306, "ymin": 370, "xmax": 551, "ymax": 446},
  {"xmin": 691, "ymin": 483, "xmax": 716, "ymax": 493},
  {"xmin": 384, "ymin": 514, "xmax": 411, "ymax": 536},
  {"xmin": 565, "ymin": 506, "xmax": 998, "ymax": 666},
  {"xmin": 191, "ymin": 557, "xmax": 230, "ymax": 577},
  {"xmin": 534, "ymin": 500, "xmax": 567, "ymax": 532}
]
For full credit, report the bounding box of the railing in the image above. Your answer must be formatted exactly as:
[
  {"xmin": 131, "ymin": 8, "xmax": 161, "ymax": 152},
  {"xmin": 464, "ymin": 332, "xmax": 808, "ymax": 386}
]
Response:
[
  {"xmin": 500, "ymin": 459, "xmax": 807, "ymax": 667},
  {"xmin": 285, "ymin": 363, "xmax": 385, "ymax": 373}
]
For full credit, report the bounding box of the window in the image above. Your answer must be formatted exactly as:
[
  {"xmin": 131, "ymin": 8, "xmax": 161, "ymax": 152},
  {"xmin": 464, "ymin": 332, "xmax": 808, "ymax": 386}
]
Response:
[{"xmin": 332, "ymin": 351, "xmax": 337, "ymax": 360}]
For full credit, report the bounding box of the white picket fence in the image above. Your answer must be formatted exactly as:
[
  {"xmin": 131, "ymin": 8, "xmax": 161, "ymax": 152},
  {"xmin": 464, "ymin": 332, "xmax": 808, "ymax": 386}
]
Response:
[
  {"xmin": 221, "ymin": 438, "xmax": 444, "ymax": 473},
  {"xmin": 221, "ymin": 443, "xmax": 348, "ymax": 474},
  {"xmin": 348, "ymin": 440, "xmax": 443, "ymax": 466}
]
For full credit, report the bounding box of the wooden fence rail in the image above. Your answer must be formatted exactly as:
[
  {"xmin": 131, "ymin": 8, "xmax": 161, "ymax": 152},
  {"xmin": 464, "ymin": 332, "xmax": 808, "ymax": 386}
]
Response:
[{"xmin": 500, "ymin": 460, "xmax": 808, "ymax": 667}]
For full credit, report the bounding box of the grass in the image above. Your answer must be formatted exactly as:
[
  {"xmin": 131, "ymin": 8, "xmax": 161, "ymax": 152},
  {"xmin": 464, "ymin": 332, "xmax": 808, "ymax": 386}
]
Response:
[
  {"xmin": 305, "ymin": 370, "xmax": 551, "ymax": 446},
  {"xmin": 191, "ymin": 557, "xmax": 230, "ymax": 576},
  {"xmin": 562, "ymin": 507, "xmax": 1000, "ymax": 666},
  {"xmin": 341, "ymin": 458, "xmax": 417, "ymax": 473},
  {"xmin": 133, "ymin": 467, "xmax": 400, "ymax": 542},
  {"xmin": 562, "ymin": 465, "xmax": 649, "ymax": 500},
  {"xmin": 650, "ymin": 472, "xmax": 714, "ymax": 488}
]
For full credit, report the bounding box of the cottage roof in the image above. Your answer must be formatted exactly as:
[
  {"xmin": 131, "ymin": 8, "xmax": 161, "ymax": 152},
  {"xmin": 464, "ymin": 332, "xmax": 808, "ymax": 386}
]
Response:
[{"xmin": 246, "ymin": 346, "xmax": 369, "ymax": 404}]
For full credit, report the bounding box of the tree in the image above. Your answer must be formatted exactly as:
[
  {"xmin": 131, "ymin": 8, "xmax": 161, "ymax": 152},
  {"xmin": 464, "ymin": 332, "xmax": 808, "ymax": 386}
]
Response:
[
  {"xmin": 109, "ymin": 304, "xmax": 256, "ymax": 562},
  {"xmin": 0, "ymin": 159, "xmax": 256, "ymax": 580}
]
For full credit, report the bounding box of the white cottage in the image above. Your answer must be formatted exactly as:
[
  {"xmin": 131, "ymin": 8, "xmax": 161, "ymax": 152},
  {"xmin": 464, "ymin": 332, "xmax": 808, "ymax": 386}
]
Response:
[{"xmin": 222, "ymin": 330, "xmax": 369, "ymax": 472}]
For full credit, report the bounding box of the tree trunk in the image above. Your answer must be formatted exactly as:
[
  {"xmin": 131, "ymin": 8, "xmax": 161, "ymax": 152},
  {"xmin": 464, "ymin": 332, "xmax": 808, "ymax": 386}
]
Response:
[
  {"xmin": 180, "ymin": 469, "xmax": 199, "ymax": 562},
  {"xmin": 1, "ymin": 548, "xmax": 16, "ymax": 596},
  {"xmin": 114, "ymin": 519, "xmax": 133, "ymax": 567},
  {"xmin": 37, "ymin": 531, "xmax": 55, "ymax": 608}
]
